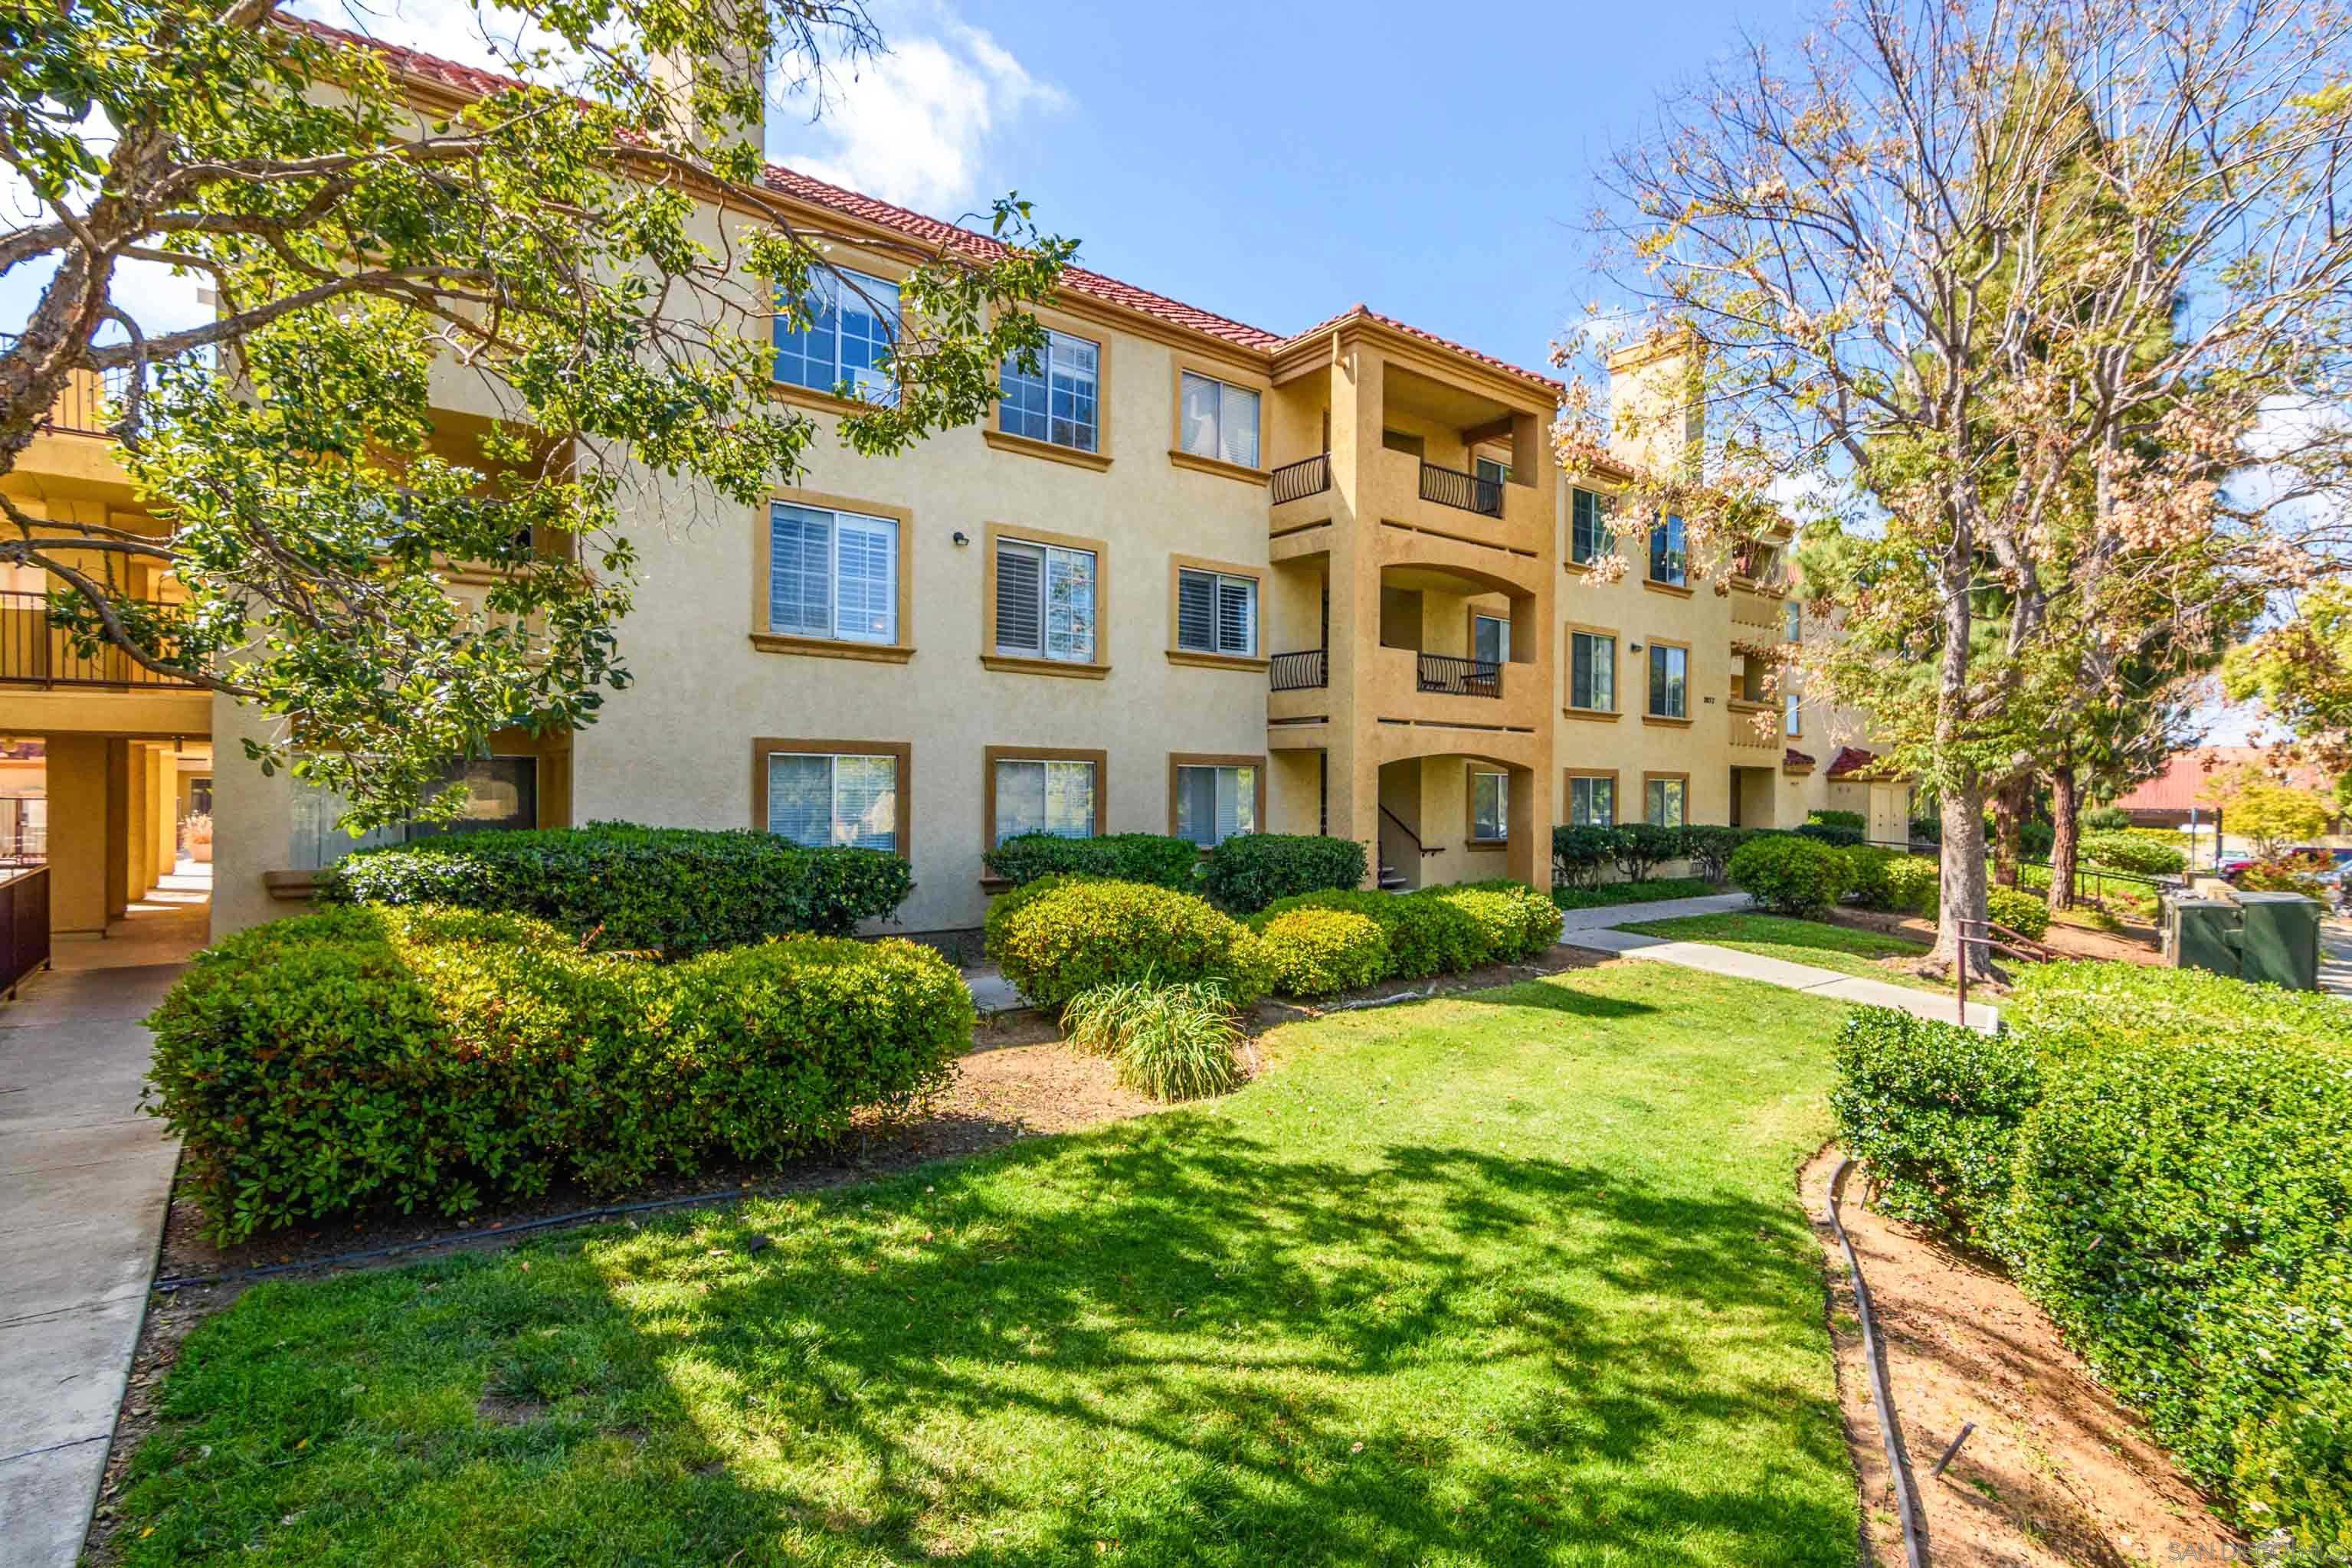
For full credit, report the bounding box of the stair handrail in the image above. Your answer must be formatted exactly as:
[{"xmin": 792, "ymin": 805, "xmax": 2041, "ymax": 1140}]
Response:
[{"xmin": 1381, "ymin": 804, "xmax": 1444, "ymax": 856}]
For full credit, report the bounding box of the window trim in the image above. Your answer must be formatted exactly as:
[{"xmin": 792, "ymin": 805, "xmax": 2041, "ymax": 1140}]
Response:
[
  {"xmin": 749, "ymin": 738, "xmax": 913, "ymax": 862},
  {"xmin": 986, "ymin": 307, "xmax": 1113, "ymax": 471},
  {"xmin": 1784, "ymin": 692, "xmax": 1803, "ymax": 738},
  {"xmin": 1567, "ymin": 486, "xmax": 1614, "ymax": 569},
  {"xmin": 1166, "ymin": 752, "xmax": 1268, "ymax": 846},
  {"xmin": 1465, "ymin": 764, "xmax": 1511, "ymax": 847},
  {"xmin": 981, "ymin": 522, "xmax": 1111, "ymax": 679},
  {"xmin": 1643, "ymin": 771, "xmax": 1692, "ymax": 830},
  {"xmin": 984, "ymin": 745, "xmax": 1109, "ymax": 852},
  {"xmin": 749, "ymin": 488, "xmax": 916, "ymax": 663},
  {"xmin": 1165, "ymin": 553, "xmax": 1269, "ymax": 670},
  {"xmin": 1466, "ymin": 607, "xmax": 1513, "ymax": 667},
  {"xmin": 1563, "ymin": 768, "xmax": 1620, "ymax": 829},
  {"xmin": 768, "ymin": 261, "xmax": 906, "ymax": 414},
  {"xmin": 1168, "ymin": 359, "xmax": 1269, "ymax": 483},
  {"xmin": 1643, "ymin": 637, "xmax": 1694, "ymax": 725},
  {"xmin": 1563, "ymin": 620, "xmax": 1620, "ymax": 719},
  {"xmin": 1646, "ymin": 513, "xmax": 1693, "ymax": 594}
]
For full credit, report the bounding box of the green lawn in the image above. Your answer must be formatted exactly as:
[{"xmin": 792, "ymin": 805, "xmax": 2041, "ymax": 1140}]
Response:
[
  {"xmin": 1617, "ymin": 912, "xmax": 1948, "ymax": 994},
  {"xmin": 116, "ymin": 966, "xmax": 1859, "ymax": 1567}
]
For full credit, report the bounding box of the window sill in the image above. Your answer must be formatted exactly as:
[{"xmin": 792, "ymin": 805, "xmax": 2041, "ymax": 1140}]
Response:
[
  {"xmin": 1561, "ymin": 705, "xmax": 1621, "ymax": 723},
  {"xmin": 768, "ymin": 381, "xmax": 892, "ymax": 419},
  {"xmin": 1165, "ymin": 650, "xmax": 1270, "ymax": 673},
  {"xmin": 1167, "ymin": 447, "xmax": 1269, "ymax": 485},
  {"xmin": 749, "ymin": 632, "xmax": 916, "ymax": 664},
  {"xmin": 1642, "ymin": 713, "xmax": 1694, "ymax": 728},
  {"xmin": 1466, "ymin": 837, "xmax": 1508, "ymax": 849},
  {"xmin": 981, "ymin": 653, "xmax": 1112, "ymax": 680},
  {"xmin": 984, "ymin": 428, "xmax": 1113, "ymax": 472},
  {"xmin": 1642, "ymin": 578, "xmax": 1695, "ymax": 598}
]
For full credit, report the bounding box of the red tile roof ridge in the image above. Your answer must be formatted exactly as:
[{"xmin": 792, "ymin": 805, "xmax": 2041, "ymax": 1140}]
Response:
[{"xmin": 278, "ymin": 18, "xmax": 1560, "ymax": 390}]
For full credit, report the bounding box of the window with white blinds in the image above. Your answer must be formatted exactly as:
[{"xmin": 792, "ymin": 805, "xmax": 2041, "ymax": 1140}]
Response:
[
  {"xmin": 1174, "ymin": 764, "xmax": 1255, "ymax": 847},
  {"xmin": 1472, "ymin": 771, "xmax": 1508, "ymax": 841},
  {"xmin": 993, "ymin": 759, "xmax": 1096, "ymax": 843},
  {"xmin": 1175, "ymin": 568, "xmax": 1256, "ymax": 656},
  {"xmin": 1178, "ymin": 372, "xmax": 1261, "ymax": 469},
  {"xmin": 994, "ymin": 539, "xmax": 1096, "ymax": 662},
  {"xmin": 768, "ymin": 502, "xmax": 898, "ymax": 643},
  {"xmin": 1569, "ymin": 631, "xmax": 1616, "ymax": 711},
  {"xmin": 766, "ymin": 751, "xmax": 898, "ymax": 852}
]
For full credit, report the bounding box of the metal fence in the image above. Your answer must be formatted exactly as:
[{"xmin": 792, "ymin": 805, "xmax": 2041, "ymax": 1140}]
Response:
[{"xmin": 0, "ymin": 866, "xmax": 49, "ymax": 998}]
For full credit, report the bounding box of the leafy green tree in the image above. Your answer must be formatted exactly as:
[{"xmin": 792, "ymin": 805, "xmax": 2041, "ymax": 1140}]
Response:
[
  {"xmin": 2200, "ymin": 766, "xmax": 2334, "ymax": 857},
  {"xmin": 0, "ymin": 0, "xmax": 1073, "ymax": 825},
  {"xmin": 2224, "ymin": 582, "xmax": 2352, "ymax": 779}
]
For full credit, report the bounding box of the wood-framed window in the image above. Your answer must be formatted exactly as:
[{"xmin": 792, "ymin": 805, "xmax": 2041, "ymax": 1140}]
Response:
[
  {"xmin": 751, "ymin": 738, "xmax": 911, "ymax": 858},
  {"xmin": 1168, "ymin": 554, "xmax": 1266, "ymax": 668},
  {"xmin": 1172, "ymin": 366, "xmax": 1264, "ymax": 477},
  {"xmin": 1467, "ymin": 766, "xmax": 1509, "ymax": 846},
  {"xmin": 1643, "ymin": 771, "xmax": 1689, "ymax": 828},
  {"xmin": 988, "ymin": 311, "xmax": 1112, "ymax": 470},
  {"xmin": 1645, "ymin": 640, "xmax": 1691, "ymax": 722},
  {"xmin": 1569, "ymin": 487, "xmax": 1613, "ymax": 566},
  {"xmin": 1646, "ymin": 513, "xmax": 1690, "ymax": 591},
  {"xmin": 983, "ymin": 523, "xmax": 1108, "ymax": 677},
  {"xmin": 985, "ymin": 745, "xmax": 1108, "ymax": 847},
  {"xmin": 1168, "ymin": 753, "xmax": 1265, "ymax": 847},
  {"xmin": 749, "ymin": 489, "xmax": 915, "ymax": 663},
  {"xmin": 1564, "ymin": 770, "xmax": 1617, "ymax": 827},
  {"xmin": 1565, "ymin": 624, "xmax": 1617, "ymax": 715},
  {"xmin": 773, "ymin": 267, "xmax": 900, "ymax": 407}
]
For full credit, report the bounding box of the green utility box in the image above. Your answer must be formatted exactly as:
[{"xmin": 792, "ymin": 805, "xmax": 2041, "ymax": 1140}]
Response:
[
  {"xmin": 2167, "ymin": 897, "xmax": 2244, "ymax": 978},
  {"xmin": 2235, "ymin": 892, "xmax": 2323, "ymax": 991}
]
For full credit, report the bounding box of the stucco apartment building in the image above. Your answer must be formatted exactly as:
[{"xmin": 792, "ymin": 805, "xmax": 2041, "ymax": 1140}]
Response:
[{"xmin": 3, "ymin": 28, "xmax": 1907, "ymax": 951}]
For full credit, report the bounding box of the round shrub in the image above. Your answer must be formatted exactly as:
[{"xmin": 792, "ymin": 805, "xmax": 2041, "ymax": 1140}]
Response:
[
  {"xmin": 143, "ymin": 906, "xmax": 969, "ymax": 1243},
  {"xmin": 1807, "ymin": 809, "xmax": 1866, "ymax": 833},
  {"xmin": 2082, "ymin": 804, "xmax": 2134, "ymax": 832},
  {"xmin": 1197, "ymin": 833, "xmax": 1367, "ymax": 915},
  {"xmin": 982, "ymin": 832, "xmax": 1203, "ymax": 891},
  {"xmin": 1838, "ymin": 844, "xmax": 1905, "ymax": 910},
  {"xmin": 1255, "ymin": 889, "xmax": 1485, "ymax": 981},
  {"xmin": 1728, "ymin": 833, "xmax": 1850, "ymax": 915},
  {"xmin": 1792, "ymin": 821, "xmax": 1866, "ymax": 849},
  {"xmin": 983, "ymin": 877, "xmax": 1267, "ymax": 1010},
  {"xmin": 321, "ymin": 823, "xmax": 911, "ymax": 953},
  {"xmin": 1880, "ymin": 855, "xmax": 1941, "ymax": 914},
  {"xmin": 2078, "ymin": 831, "xmax": 2185, "ymax": 877},
  {"xmin": 1550, "ymin": 824, "xmax": 1614, "ymax": 889},
  {"xmin": 1255, "ymin": 908, "xmax": 1390, "ymax": 999},
  {"xmin": 1430, "ymin": 880, "xmax": 1560, "ymax": 964},
  {"xmin": 1985, "ymin": 884, "xmax": 2050, "ymax": 941}
]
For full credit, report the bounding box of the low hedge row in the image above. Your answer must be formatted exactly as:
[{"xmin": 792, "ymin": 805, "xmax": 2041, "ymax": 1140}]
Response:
[
  {"xmin": 982, "ymin": 833, "xmax": 1203, "ymax": 892},
  {"xmin": 984, "ymin": 830, "xmax": 1367, "ymax": 915},
  {"xmin": 1255, "ymin": 907, "xmax": 1390, "ymax": 999},
  {"xmin": 1833, "ymin": 965, "xmax": 2352, "ymax": 1541},
  {"xmin": 982, "ymin": 876, "xmax": 1269, "ymax": 1009},
  {"xmin": 1256, "ymin": 881, "xmax": 1557, "ymax": 982},
  {"xmin": 1197, "ymin": 833, "xmax": 1368, "ymax": 915},
  {"xmin": 2077, "ymin": 830, "xmax": 2185, "ymax": 877},
  {"xmin": 1728, "ymin": 833, "xmax": 1849, "ymax": 915},
  {"xmin": 321, "ymin": 823, "xmax": 910, "ymax": 954},
  {"xmin": 144, "ymin": 905, "xmax": 971, "ymax": 1244}
]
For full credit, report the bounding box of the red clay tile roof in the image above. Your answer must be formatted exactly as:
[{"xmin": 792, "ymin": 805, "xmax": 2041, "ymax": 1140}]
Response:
[
  {"xmin": 1784, "ymin": 748, "xmax": 1816, "ymax": 769},
  {"xmin": 2109, "ymin": 746, "xmax": 2334, "ymax": 812},
  {"xmin": 281, "ymin": 18, "xmax": 1554, "ymax": 388},
  {"xmin": 1825, "ymin": 746, "xmax": 1880, "ymax": 779}
]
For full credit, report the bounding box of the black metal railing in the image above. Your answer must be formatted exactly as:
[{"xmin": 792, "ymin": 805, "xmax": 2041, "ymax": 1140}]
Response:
[
  {"xmin": 1416, "ymin": 652, "xmax": 1502, "ymax": 697},
  {"xmin": 0, "ymin": 591, "xmax": 202, "ymax": 688},
  {"xmin": 1269, "ymin": 453, "xmax": 1332, "ymax": 505},
  {"xmin": 1269, "ymin": 648, "xmax": 1328, "ymax": 690},
  {"xmin": 1, "ymin": 866, "xmax": 50, "ymax": 999},
  {"xmin": 1419, "ymin": 462, "xmax": 1503, "ymax": 518}
]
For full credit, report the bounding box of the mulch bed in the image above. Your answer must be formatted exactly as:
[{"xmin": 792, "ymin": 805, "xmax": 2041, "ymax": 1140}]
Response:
[{"xmin": 1823, "ymin": 904, "xmax": 2164, "ymax": 972}]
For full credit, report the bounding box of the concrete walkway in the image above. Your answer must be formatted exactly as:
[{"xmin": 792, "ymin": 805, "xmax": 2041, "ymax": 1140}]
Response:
[
  {"xmin": 0, "ymin": 892, "xmax": 201, "ymax": 1566},
  {"xmin": 1556, "ymin": 892, "xmax": 2001, "ymax": 1031},
  {"xmin": 2324, "ymin": 915, "xmax": 2352, "ymax": 999}
]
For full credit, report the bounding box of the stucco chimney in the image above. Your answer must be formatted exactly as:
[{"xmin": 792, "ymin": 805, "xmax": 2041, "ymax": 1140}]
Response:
[{"xmin": 648, "ymin": 0, "xmax": 765, "ymax": 170}]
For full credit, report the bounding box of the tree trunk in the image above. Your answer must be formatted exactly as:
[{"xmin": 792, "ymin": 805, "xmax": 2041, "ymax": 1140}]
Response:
[
  {"xmin": 1931, "ymin": 782, "xmax": 1993, "ymax": 976},
  {"xmin": 1990, "ymin": 777, "xmax": 2026, "ymax": 888},
  {"xmin": 2049, "ymin": 761, "xmax": 2080, "ymax": 912},
  {"xmin": 1925, "ymin": 502, "xmax": 1992, "ymax": 979}
]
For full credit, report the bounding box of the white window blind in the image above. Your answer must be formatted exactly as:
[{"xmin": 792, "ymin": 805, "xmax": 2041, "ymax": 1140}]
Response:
[
  {"xmin": 769, "ymin": 503, "xmax": 896, "ymax": 643},
  {"xmin": 767, "ymin": 752, "xmax": 898, "ymax": 851},
  {"xmin": 995, "ymin": 539, "xmax": 1096, "ymax": 661},
  {"xmin": 994, "ymin": 759, "xmax": 1096, "ymax": 843},
  {"xmin": 1472, "ymin": 772, "xmax": 1508, "ymax": 841},
  {"xmin": 1175, "ymin": 764, "xmax": 1255, "ymax": 847},
  {"xmin": 1178, "ymin": 372, "xmax": 1261, "ymax": 469},
  {"xmin": 1176, "ymin": 568, "xmax": 1256, "ymax": 656}
]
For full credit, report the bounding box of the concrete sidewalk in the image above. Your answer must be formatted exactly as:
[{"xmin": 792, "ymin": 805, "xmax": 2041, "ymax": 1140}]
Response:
[
  {"xmin": 1556, "ymin": 893, "xmax": 2000, "ymax": 1031},
  {"xmin": 0, "ymin": 960, "xmax": 187, "ymax": 1566}
]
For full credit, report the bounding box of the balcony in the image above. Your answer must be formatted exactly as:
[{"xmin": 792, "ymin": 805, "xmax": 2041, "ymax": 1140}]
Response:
[
  {"xmin": 1269, "ymin": 648, "xmax": 1328, "ymax": 691},
  {"xmin": 1415, "ymin": 652, "xmax": 1501, "ymax": 698},
  {"xmin": 0, "ymin": 592, "xmax": 201, "ymax": 688},
  {"xmin": 1269, "ymin": 453, "xmax": 1331, "ymax": 506},
  {"xmin": 1417, "ymin": 462, "xmax": 1502, "ymax": 518}
]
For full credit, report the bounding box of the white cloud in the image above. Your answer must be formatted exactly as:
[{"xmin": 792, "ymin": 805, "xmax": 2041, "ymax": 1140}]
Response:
[
  {"xmin": 288, "ymin": 0, "xmax": 578, "ymax": 79},
  {"xmin": 770, "ymin": 7, "xmax": 1063, "ymax": 214}
]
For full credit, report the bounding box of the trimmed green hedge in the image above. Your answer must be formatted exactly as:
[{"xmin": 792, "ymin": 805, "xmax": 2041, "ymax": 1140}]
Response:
[
  {"xmin": 1838, "ymin": 844, "xmax": 1905, "ymax": 911},
  {"xmin": 2078, "ymin": 831, "xmax": 2185, "ymax": 877},
  {"xmin": 1254, "ymin": 908, "xmax": 1391, "ymax": 999},
  {"xmin": 143, "ymin": 905, "xmax": 970, "ymax": 1244},
  {"xmin": 1430, "ymin": 880, "xmax": 1561, "ymax": 964},
  {"xmin": 1550, "ymin": 825, "xmax": 1615, "ymax": 889},
  {"xmin": 1880, "ymin": 856, "xmax": 1940, "ymax": 913},
  {"xmin": 1836, "ymin": 965, "xmax": 2352, "ymax": 1541},
  {"xmin": 1682, "ymin": 824, "xmax": 1749, "ymax": 885},
  {"xmin": 983, "ymin": 876, "xmax": 1268, "ymax": 1010},
  {"xmin": 2082, "ymin": 804, "xmax": 2134, "ymax": 832},
  {"xmin": 1986, "ymin": 884, "xmax": 2050, "ymax": 941},
  {"xmin": 1550, "ymin": 876, "xmax": 1716, "ymax": 911},
  {"xmin": 1730, "ymin": 833, "xmax": 1849, "ymax": 915},
  {"xmin": 1808, "ymin": 809, "xmax": 1866, "ymax": 833},
  {"xmin": 1198, "ymin": 833, "xmax": 1367, "ymax": 915},
  {"xmin": 320, "ymin": 823, "xmax": 910, "ymax": 954},
  {"xmin": 1256, "ymin": 889, "xmax": 1483, "ymax": 981},
  {"xmin": 983, "ymin": 833, "xmax": 1202, "ymax": 891}
]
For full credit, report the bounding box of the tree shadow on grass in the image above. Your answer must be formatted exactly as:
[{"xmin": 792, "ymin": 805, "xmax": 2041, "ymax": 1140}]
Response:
[
  {"xmin": 116, "ymin": 1117, "xmax": 1856, "ymax": 1567},
  {"xmin": 1441, "ymin": 975, "xmax": 1662, "ymax": 1020}
]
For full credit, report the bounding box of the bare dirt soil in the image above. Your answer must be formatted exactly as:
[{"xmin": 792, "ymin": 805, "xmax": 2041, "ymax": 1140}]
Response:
[
  {"xmin": 1823, "ymin": 905, "xmax": 2164, "ymax": 988},
  {"xmin": 1802, "ymin": 1148, "xmax": 2241, "ymax": 1568}
]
